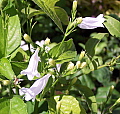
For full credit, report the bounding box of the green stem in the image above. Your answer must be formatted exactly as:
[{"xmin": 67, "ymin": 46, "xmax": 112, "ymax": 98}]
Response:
[
  {"xmin": 57, "ymin": 35, "xmax": 66, "ymax": 53},
  {"xmin": 8, "ymin": 81, "xmax": 12, "ymax": 97},
  {"xmin": 33, "ymin": 99, "xmax": 39, "ymax": 114},
  {"xmin": 51, "ymin": 78, "xmax": 59, "ymax": 88}
]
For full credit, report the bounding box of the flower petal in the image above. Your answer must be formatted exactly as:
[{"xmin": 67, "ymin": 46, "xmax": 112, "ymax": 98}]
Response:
[
  {"xmin": 19, "ymin": 74, "xmax": 51, "ymax": 101},
  {"xmin": 78, "ymin": 14, "xmax": 105, "ymax": 29},
  {"xmin": 20, "ymin": 48, "xmax": 40, "ymax": 80}
]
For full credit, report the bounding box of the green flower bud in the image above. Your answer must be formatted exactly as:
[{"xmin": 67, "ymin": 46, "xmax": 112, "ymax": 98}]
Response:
[
  {"xmin": 72, "ymin": 0, "xmax": 77, "ymax": 13},
  {"xmin": 70, "ymin": 17, "xmax": 82, "ymax": 28},
  {"xmin": 76, "ymin": 17, "xmax": 82, "ymax": 24},
  {"xmin": 76, "ymin": 61, "xmax": 81, "ymax": 69},
  {"xmin": 79, "ymin": 51, "xmax": 85, "ymax": 60},
  {"xmin": 45, "ymin": 37, "xmax": 50, "ymax": 45},
  {"xmin": 23, "ymin": 33, "xmax": 33, "ymax": 43},
  {"xmin": 48, "ymin": 69, "xmax": 55, "ymax": 75},
  {"xmin": 2, "ymin": 80, "xmax": 10, "ymax": 86},
  {"xmin": 80, "ymin": 62, "xmax": 87, "ymax": 68},
  {"xmin": 108, "ymin": 85, "xmax": 114, "ymax": 96},
  {"xmin": 67, "ymin": 62, "xmax": 74, "ymax": 70},
  {"xmin": 48, "ymin": 58, "xmax": 56, "ymax": 66},
  {"xmin": 71, "ymin": 77, "xmax": 77, "ymax": 85}
]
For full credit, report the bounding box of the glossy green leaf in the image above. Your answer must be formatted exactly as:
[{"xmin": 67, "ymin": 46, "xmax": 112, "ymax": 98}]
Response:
[
  {"xmin": 48, "ymin": 95, "xmax": 86, "ymax": 114},
  {"xmin": 0, "ymin": 58, "xmax": 15, "ymax": 79},
  {"xmin": 0, "ymin": 97, "xmax": 27, "ymax": 114},
  {"xmin": 49, "ymin": 39, "xmax": 76, "ymax": 58},
  {"xmin": 104, "ymin": 16, "xmax": 120, "ymax": 37},
  {"xmin": 0, "ymin": 9, "xmax": 21, "ymax": 58},
  {"xmin": 74, "ymin": 83, "xmax": 98, "ymax": 113},
  {"xmin": 92, "ymin": 67, "xmax": 111, "ymax": 86},
  {"xmin": 32, "ymin": 0, "xmax": 64, "ymax": 32},
  {"xmin": 79, "ymin": 74, "xmax": 95, "ymax": 89},
  {"xmin": 85, "ymin": 33, "xmax": 108, "ymax": 57},
  {"xmin": 56, "ymin": 51, "xmax": 77, "ymax": 63},
  {"xmin": 96, "ymin": 87, "xmax": 110, "ymax": 103}
]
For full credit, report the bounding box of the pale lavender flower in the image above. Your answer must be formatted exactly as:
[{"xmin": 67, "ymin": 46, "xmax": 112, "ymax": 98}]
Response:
[
  {"xmin": 35, "ymin": 40, "xmax": 51, "ymax": 52},
  {"xmin": 20, "ymin": 40, "xmax": 34, "ymax": 52},
  {"xmin": 19, "ymin": 74, "xmax": 51, "ymax": 101},
  {"xmin": 21, "ymin": 48, "xmax": 40, "ymax": 80},
  {"xmin": 35, "ymin": 40, "xmax": 45, "ymax": 48},
  {"xmin": 56, "ymin": 64, "xmax": 61, "ymax": 72},
  {"xmin": 78, "ymin": 14, "xmax": 105, "ymax": 29}
]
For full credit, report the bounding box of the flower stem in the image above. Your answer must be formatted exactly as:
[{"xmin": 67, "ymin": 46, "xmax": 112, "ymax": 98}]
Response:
[{"xmin": 33, "ymin": 99, "xmax": 39, "ymax": 114}]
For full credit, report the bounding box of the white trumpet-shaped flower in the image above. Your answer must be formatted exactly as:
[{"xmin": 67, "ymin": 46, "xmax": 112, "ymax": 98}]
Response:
[
  {"xmin": 78, "ymin": 14, "xmax": 105, "ymax": 29},
  {"xmin": 19, "ymin": 74, "xmax": 51, "ymax": 101},
  {"xmin": 21, "ymin": 48, "xmax": 40, "ymax": 80}
]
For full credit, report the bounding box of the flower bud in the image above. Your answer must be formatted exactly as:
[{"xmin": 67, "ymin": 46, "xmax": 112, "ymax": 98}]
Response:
[
  {"xmin": 71, "ymin": 77, "xmax": 77, "ymax": 85},
  {"xmin": 109, "ymin": 85, "xmax": 114, "ymax": 96},
  {"xmin": 69, "ymin": 17, "xmax": 82, "ymax": 28},
  {"xmin": 48, "ymin": 58, "xmax": 56, "ymax": 66},
  {"xmin": 109, "ymin": 67, "xmax": 114, "ymax": 72},
  {"xmin": 76, "ymin": 61, "xmax": 81, "ymax": 69},
  {"xmin": 76, "ymin": 17, "xmax": 82, "ymax": 24},
  {"xmin": 23, "ymin": 33, "xmax": 33, "ymax": 43},
  {"xmin": 67, "ymin": 62, "xmax": 74, "ymax": 70},
  {"xmin": 45, "ymin": 37, "xmax": 50, "ymax": 45},
  {"xmin": 72, "ymin": 0, "xmax": 77, "ymax": 13},
  {"xmin": 48, "ymin": 69, "xmax": 55, "ymax": 75},
  {"xmin": 79, "ymin": 51, "xmax": 85, "ymax": 60},
  {"xmin": 80, "ymin": 62, "xmax": 87, "ymax": 68},
  {"xmin": 2, "ymin": 80, "xmax": 10, "ymax": 86}
]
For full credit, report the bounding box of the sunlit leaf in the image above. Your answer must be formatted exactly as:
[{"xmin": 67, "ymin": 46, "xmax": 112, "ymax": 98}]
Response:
[
  {"xmin": 104, "ymin": 16, "xmax": 120, "ymax": 37},
  {"xmin": 0, "ymin": 7, "xmax": 21, "ymax": 58},
  {"xmin": 32, "ymin": 0, "xmax": 64, "ymax": 32},
  {"xmin": 0, "ymin": 96, "xmax": 27, "ymax": 114},
  {"xmin": 49, "ymin": 39, "xmax": 76, "ymax": 58},
  {"xmin": 48, "ymin": 95, "xmax": 86, "ymax": 114},
  {"xmin": 0, "ymin": 58, "xmax": 15, "ymax": 80},
  {"xmin": 56, "ymin": 51, "xmax": 77, "ymax": 64}
]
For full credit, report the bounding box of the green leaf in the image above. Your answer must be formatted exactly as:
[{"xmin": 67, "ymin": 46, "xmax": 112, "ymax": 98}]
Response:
[
  {"xmin": 0, "ymin": 58, "xmax": 15, "ymax": 80},
  {"xmin": 11, "ymin": 62, "xmax": 28, "ymax": 76},
  {"xmin": 85, "ymin": 33, "xmax": 108, "ymax": 57},
  {"xmin": 56, "ymin": 51, "xmax": 77, "ymax": 64},
  {"xmin": 79, "ymin": 74, "xmax": 95, "ymax": 89},
  {"xmin": 48, "ymin": 95, "xmax": 86, "ymax": 114},
  {"xmin": 55, "ymin": 7, "xmax": 69, "ymax": 25},
  {"xmin": 32, "ymin": 0, "xmax": 64, "ymax": 32},
  {"xmin": 96, "ymin": 87, "xmax": 110, "ymax": 103},
  {"xmin": 74, "ymin": 83, "xmax": 98, "ymax": 114},
  {"xmin": 104, "ymin": 16, "xmax": 120, "ymax": 37},
  {"xmin": 21, "ymin": 8, "xmax": 45, "ymax": 19},
  {"xmin": 92, "ymin": 67, "xmax": 111, "ymax": 86},
  {"xmin": 49, "ymin": 39, "xmax": 76, "ymax": 58},
  {"xmin": 0, "ymin": 8, "xmax": 21, "ymax": 58},
  {"xmin": 0, "ymin": 96, "xmax": 27, "ymax": 114}
]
